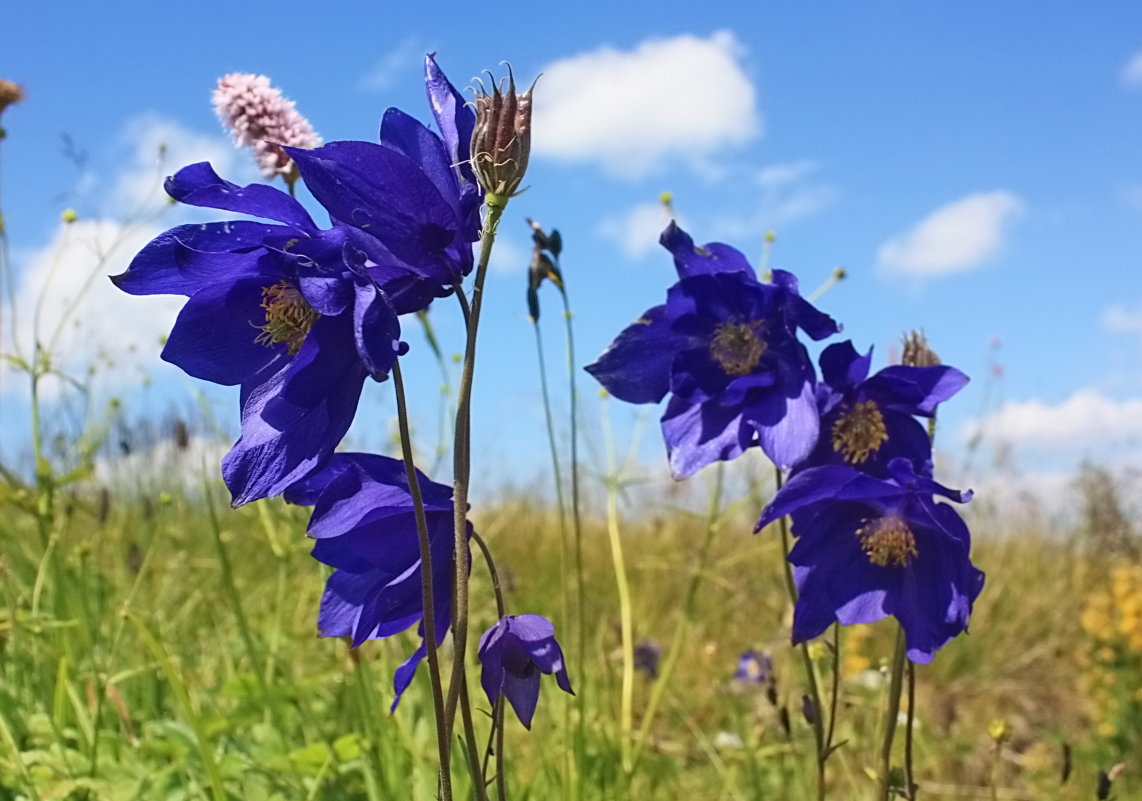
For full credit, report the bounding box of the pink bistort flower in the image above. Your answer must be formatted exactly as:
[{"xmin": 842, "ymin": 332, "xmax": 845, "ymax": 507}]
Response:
[{"xmin": 213, "ymin": 73, "xmax": 321, "ymax": 179}]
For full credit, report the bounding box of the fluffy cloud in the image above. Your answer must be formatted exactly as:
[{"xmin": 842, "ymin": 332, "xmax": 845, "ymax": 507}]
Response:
[
  {"xmin": 358, "ymin": 37, "xmax": 426, "ymax": 92},
  {"xmin": 532, "ymin": 31, "xmax": 760, "ymax": 178},
  {"xmin": 877, "ymin": 191, "xmax": 1025, "ymax": 277},
  {"xmin": 1102, "ymin": 302, "xmax": 1142, "ymax": 337},
  {"xmin": 1121, "ymin": 51, "xmax": 1142, "ymax": 89},
  {"xmin": 3, "ymin": 116, "xmax": 240, "ymax": 399},
  {"xmin": 599, "ymin": 201, "xmax": 680, "ymax": 260},
  {"xmin": 961, "ymin": 389, "xmax": 1142, "ymax": 450}
]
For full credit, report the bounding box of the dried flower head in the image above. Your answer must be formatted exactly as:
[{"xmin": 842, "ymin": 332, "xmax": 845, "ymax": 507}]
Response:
[
  {"xmin": 901, "ymin": 329, "xmax": 940, "ymax": 367},
  {"xmin": 470, "ymin": 66, "xmax": 535, "ymax": 199},
  {"xmin": 213, "ymin": 73, "xmax": 321, "ymax": 179},
  {"xmin": 0, "ymin": 80, "xmax": 24, "ymax": 117}
]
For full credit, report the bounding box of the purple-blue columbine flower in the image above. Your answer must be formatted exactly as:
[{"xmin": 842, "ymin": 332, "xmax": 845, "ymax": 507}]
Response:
[
  {"xmin": 477, "ymin": 614, "xmax": 573, "ymax": 729},
  {"xmin": 586, "ymin": 222, "xmax": 838, "ymax": 477},
  {"xmin": 801, "ymin": 340, "xmax": 969, "ymax": 477},
  {"xmin": 733, "ymin": 649, "xmax": 774, "ymax": 684},
  {"xmin": 282, "ymin": 54, "xmax": 482, "ymax": 287},
  {"xmin": 284, "ymin": 453, "xmax": 466, "ymax": 711},
  {"xmin": 756, "ymin": 458, "xmax": 985, "ymax": 663},
  {"xmin": 113, "ymin": 164, "xmax": 409, "ymax": 505}
]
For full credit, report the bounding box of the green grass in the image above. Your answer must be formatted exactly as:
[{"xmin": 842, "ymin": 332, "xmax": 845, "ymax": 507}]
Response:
[{"xmin": 0, "ymin": 457, "xmax": 1136, "ymax": 801}]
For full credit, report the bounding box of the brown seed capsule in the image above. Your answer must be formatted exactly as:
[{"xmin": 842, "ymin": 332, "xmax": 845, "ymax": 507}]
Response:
[
  {"xmin": 470, "ymin": 66, "xmax": 536, "ymax": 199},
  {"xmin": 0, "ymin": 80, "xmax": 24, "ymax": 117}
]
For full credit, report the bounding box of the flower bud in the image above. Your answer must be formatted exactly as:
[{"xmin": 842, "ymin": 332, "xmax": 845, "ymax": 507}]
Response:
[
  {"xmin": 0, "ymin": 80, "xmax": 24, "ymax": 117},
  {"xmin": 470, "ymin": 66, "xmax": 535, "ymax": 200},
  {"xmin": 901, "ymin": 329, "xmax": 940, "ymax": 367}
]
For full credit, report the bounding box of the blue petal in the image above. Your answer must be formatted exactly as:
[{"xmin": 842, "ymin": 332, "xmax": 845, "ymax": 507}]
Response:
[
  {"xmin": 160, "ymin": 277, "xmax": 284, "ymax": 385},
  {"xmin": 165, "ymin": 162, "xmax": 315, "ymax": 229},
  {"xmin": 750, "ymin": 376, "xmax": 820, "ymax": 470},
  {"xmin": 352, "ymin": 281, "xmax": 402, "ymax": 379},
  {"xmin": 584, "ymin": 305, "xmax": 678, "ymax": 404},
  {"xmin": 502, "ymin": 670, "xmax": 542, "ymax": 729},
  {"xmin": 111, "ymin": 222, "xmax": 282, "ymax": 296},
  {"xmin": 222, "ymin": 315, "xmax": 367, "ymax": 506},
  {"xmin": 864, "ymin": 365, "xmax": 970, "ymax": 416},
  {"xmin": 819, "ymin": 341, "xmax": 872, "ymax": 392},
  {"xmin": 660, "ymin": 221, "xmax": 756, "ymax": 278},
  {"xmin": 756, "ymin": 466, "xmax": 907, "ymax": 532},
  {"xmin": 771, "ymin": 269, "xmax": 839, "ymax": 340},
  {"xmin": 662, "ymin": 394, "xmax": 755, "ymax": 479},
  {"xmin": 424, "ymin": 53, "xmax": 478, "ymax": 194},
  {"xmin": 285, "ymin": 142, "xmax": 463, "ymax": 282}
]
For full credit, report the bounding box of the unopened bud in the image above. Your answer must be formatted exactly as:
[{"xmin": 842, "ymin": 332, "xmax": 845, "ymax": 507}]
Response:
[
  {"xmin": 987, "ymin": 718, "xmax": 1009, "ymax": 743},
  {"xmin": 0, "ymin": 80, "xmax": 24, "ymax": 117},
  {"xmin": 471, "ymin": 66, "xmax": 535, "ymax": 200},
  {"xmin": 764, "ymin": 231, "xmax": 777, "ymax": 243},
  {"xmin": 61, "ymin": 208, "xmax": 78, "ymax": 224}
]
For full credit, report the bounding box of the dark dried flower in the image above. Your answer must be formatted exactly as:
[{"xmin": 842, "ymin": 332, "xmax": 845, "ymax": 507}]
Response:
[
  {"xmin": 901, "ymin": 330, "xmax": 940, "ymax": 367},
  {"xmin": 470, "ymin": 66, "xmax": 535, "ymax": 199},
  {"xmin": 0, "ymin": 80, "xmax": 24, "ymax": 117}
]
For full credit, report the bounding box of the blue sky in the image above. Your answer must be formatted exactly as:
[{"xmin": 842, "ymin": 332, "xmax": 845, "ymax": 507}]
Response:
[{"xmin": 3, "ymin": 3, "xmax": 1142, "ymax": 510}]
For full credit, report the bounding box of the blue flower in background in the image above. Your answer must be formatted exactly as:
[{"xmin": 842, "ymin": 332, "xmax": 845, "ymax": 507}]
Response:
[
  {"xmin": 733, "ymin": 649, "xmax": 774, "ymax": 684},
  {"xmin": 284, "ymin": 453, "xmax": 465, "ymax": 711},
  {"xmin": 756, "ymin": 458, "xmax": 985, "ymax": 663},
  {"xmin": 586, "ymin": 222, "xmax": 838, "ymax": 477},
  {"xmin": 477, "ymin": 614, "xmax": 573, "ymax": 729},
  {"xmin": 801, "ymin": 340, "xmax": 969, "ymax": 477},
  {"xmin": 113, "ymin": 164, "xmax": 406, "ymax": 506}
]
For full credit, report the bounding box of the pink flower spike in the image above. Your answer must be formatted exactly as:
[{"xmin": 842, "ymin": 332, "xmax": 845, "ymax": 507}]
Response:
[{"xmin": 212, "ymin": 73, "xmax": 321, "ymax": 180}]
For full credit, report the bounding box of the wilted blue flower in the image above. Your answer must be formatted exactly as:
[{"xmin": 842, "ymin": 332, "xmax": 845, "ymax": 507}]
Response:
[
  {"xmin": 586, "ymin": 222, "xmax": 838, "ymax": 477},
  {"xmin": 113, "ymin": 164, "xmax": 408, "ymax": 505},
  {"xmin": 733, "ymin": 649, "xmax": 774, "ymax": 684},
  {"xmin": 802, "ymin": 340, "xmax": 969, "ymax": 477},
  {"xmin": 757, "ymin": 458, "xmax": 984, "ymax": 663},
  {"xmin": 477, "ymin": 614, "xmax": 573, "ymax": 729},
  {"xmin": 284, "ymin": 453, "xmax": 466, "ymax": 711}
]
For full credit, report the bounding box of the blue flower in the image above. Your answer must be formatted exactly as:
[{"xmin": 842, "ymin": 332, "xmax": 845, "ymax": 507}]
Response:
[
  {"xmin": 802, "ymin": 340, "xmax": 969, "ymax": 477},
  {"xmin": 586, "ymin": 222, "xmax": 838, "ymax": 477},
  {"xmin": 756, "ymin": 458, "xmax": 985, "ymax": 663},
  {"xmin": 113, "ymin": 164, "xmax": 407, "ymax": 505},
  {"xmin": 282, "ymin": 54, "xmax": 482, "ymax": 287},
  {"xmin": 477, "ymin": 615, "xmax": 573, "ymax": 729},
  {"xmin": 284, "ymin": 453, "xmax": 466, "ymax": 711},
  {"xmin": 733, "ymin": 649, "xmax": 774, "ymax": 684}
]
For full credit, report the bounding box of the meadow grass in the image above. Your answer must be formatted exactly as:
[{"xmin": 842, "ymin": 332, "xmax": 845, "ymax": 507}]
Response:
[{"xmin": 0, "ymin": 450, "xmax": 1135, "ymax": 800}]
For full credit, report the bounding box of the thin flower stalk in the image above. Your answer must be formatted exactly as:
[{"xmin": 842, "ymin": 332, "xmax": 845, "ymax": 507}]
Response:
[
  {"xmin": 444, "ymin": 194, "xmax": 507, "ymax": 751},
  {"xmin": 878, "ymin": 628, "xmax": 908, "ymax": 801},
  {"xmin": 391, "ymin": 359, "xmax": 452, "ymax": 801},
  {"xmin": 630, "ymin": 462, "xmax": 724, "ymax": 774},
  {"xmin": 601, "ymin": 392, "xmax": 635, "ymax": 773}
]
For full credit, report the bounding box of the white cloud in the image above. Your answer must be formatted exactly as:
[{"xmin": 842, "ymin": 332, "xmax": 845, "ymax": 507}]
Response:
[
  {"xmin": 532, "ymin": 31, "xmax": 761, "ymax": 178},
  {"xmin": 358, "ymin": 37, "xmax": 426, "ymax": 93},
  {"xmin": 1121, "ymin": 51, "xmax": 1142, "ymax": 89},
  {"xmin": 961, "ymin": 389, "xmax": 1142, "ymax": 450},
  {"xmin": 2, "ymin": 116, "xmax": 240, "ymax": 399},
  {"xmin": 1103, "ymin": 302, "xmax": 1142, "ymax": 337},
  {"xmin": 111, "ymin": 115, "xmax": 239, "ymax": 214},
  {"xmin": 877, "ymin": 191, "xmax": 1025, "ymax": 277},
  {"xmin": 755, "ymin": 160, "xmax": 837, "ymax": 224},
  {"xmin": 599, "ymin": 201, "xmax": 680, "ymax": 260},
  {"xmin": 487, "ymin": 234, "xmax": 529, "ymax": 275},
  {"xmin": 94, "ymin": 434, "xmax": 230, "ymax": 493},
  {"xmin": 2, "ymin": 218, "xmax": 183, "ymax": 398}
]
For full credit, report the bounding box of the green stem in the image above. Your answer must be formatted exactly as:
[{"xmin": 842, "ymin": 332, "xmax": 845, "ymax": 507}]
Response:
[
  {"xmin": 600, "ymin": 393, "xmax": 635, "ymax": 774},
  {"xmin": 531, "ymin": 320, "xmax": 570, "ymax": 626},
  {"xmin": 630, "ymin": 462, "xmax": 724, "ymax": 772},
  {"xmin": 773, "ymin": 468, "xmax": 827, "ymax": 800},
  {"xmin": 444, "ymin": 193, "xmax": 506, "ymax": 767},
  {"xmin": 471, "ymin": 532, "xmax": 508, "ymax": 801},
  {"xmin": 878, "ymin": 627, "xmax": 908, "ymax": 801},
  {"xmin": 905, "ymin": 661, "xmax": 917, "ymax": 799},
  {"xmin": 392, "ymin": 359, "xmax": 452, "ymax": 801}
]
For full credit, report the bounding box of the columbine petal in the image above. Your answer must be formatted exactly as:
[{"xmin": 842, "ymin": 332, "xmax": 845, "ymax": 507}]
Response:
[
  {"xmin": 165, "ymin": 162, "xmax": 316, "ymax": 229},
  {"xmin": 160, "ymin": 278, "xmax": 283, "ymax": 385},
  {"xmin": 584, "ymin": 306, "xmax": 677, "ymax": 404},
  {"xmin": 662, "ymin": 395, "xmax": 753, "ymax": 479},
  {"xmin": 660, "ymin": 221, "xmax": 756, "ymax": 278},
  {"xmin": 352, "ymin": 281, "xmax": 402, "ymax": 379},
  {"xmin": 864, "ymin": 365, "xmax": 970, "ymax": 416},
  {"xmin": 751, "ymin": 375, "xmax": 820, "ymax": 470}
]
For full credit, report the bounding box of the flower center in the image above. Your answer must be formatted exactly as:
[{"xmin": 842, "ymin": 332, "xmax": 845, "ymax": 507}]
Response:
[
  {"xmin": 709, "ymin": 321, "xmax": 766, "ymax": 376},
  {"xmin": 857, "ymin": 516, "xmax": 918, "ymax": 567},
  {"xmin": 255, "ymin": 281, "xmax": 319, "ymax": 355},
  {"xmin": 831, "ymin": 400, "xmax": 888, "ymax": 463}
]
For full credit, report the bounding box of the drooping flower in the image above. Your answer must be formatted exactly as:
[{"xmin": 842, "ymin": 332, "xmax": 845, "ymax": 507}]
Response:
[
  {"xmin": 801, "ymin": 340, "xmax": 968, "ymax": 477},
  {"xmin": 586, "ymin": 222, "xmax": 838, "ymax": 477},
  {"xmin": 213, "ymin": 73, "xmax": 321, "ymax": 179},
  {"xmin": 284, "ymin": 453, "xmax": 466, "ymax": 711},
  {"xmin": 281, "ymin": 54, "xmax": 483, "ymax": 287},
  {"xmin": 477, "ymin": 614, "xmax": 573, "ymax": 729},
  {"xmin": 112, "ymin": 163, "xmax": 409, "ymax": 505},
  {"xmin": 633, "ymin": 639, "xmax": 662, "ymax": 679},
  {"xmin": 756, "ymin": 458, "xmax": 985, "ymax": 663}
]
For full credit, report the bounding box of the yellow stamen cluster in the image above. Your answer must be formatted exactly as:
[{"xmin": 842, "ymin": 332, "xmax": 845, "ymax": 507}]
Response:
[
  {"xmin": 709, "ymin": 321, "xmax": 765, "ymax": 376},
  {"xmin": 255, "ymin": 280, "xmax": 318, "ymax": 355},
  {"xmin": 856, "ymin": 516, "xmax": 918, "ymax": 567},
  {"xmin": 831, "ymin": 400, "xmax": 889, "ymax": 463}
]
